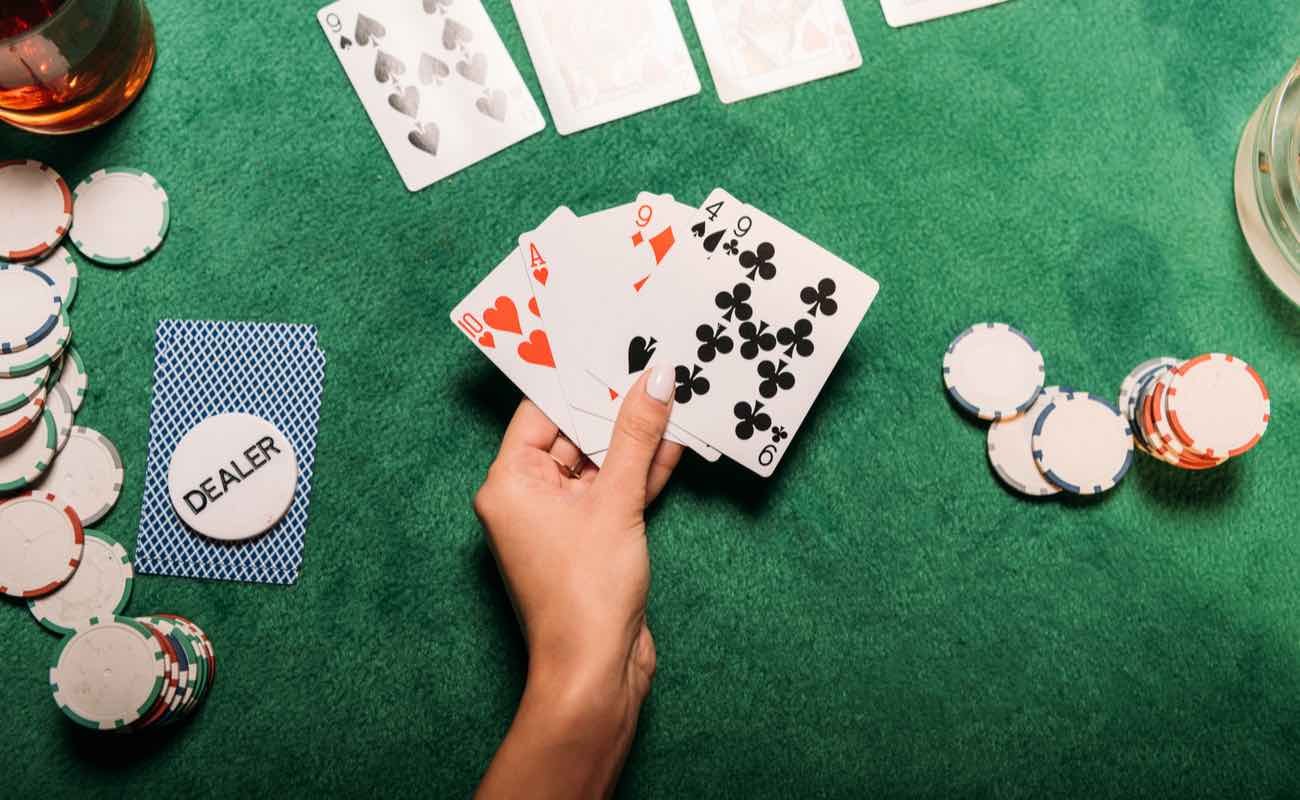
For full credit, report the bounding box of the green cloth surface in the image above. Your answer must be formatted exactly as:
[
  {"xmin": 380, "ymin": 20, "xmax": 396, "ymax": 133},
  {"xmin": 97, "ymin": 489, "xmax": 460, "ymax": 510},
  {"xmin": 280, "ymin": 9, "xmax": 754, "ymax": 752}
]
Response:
[{"xmin": 4, "ymin": 0, "xmax": 1300, "ymax": 796}]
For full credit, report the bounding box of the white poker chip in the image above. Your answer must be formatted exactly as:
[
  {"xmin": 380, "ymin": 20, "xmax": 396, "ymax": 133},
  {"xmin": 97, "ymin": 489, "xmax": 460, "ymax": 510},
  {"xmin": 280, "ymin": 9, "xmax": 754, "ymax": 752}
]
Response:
[
  {"xmin": 1032, "ymin": 391, "xmax": 1134, "ymax": 495},
  {"xmin": 36, "ymin": 427, "xmax": 124, "ymax": 526},
  {"xmin": 1167, "ymin": 353, "xmax": 1271, "ymax": 459},
  {"xmin": 0, "ymin": 309, "xmax": 71, "ymax": 379},
  {"xmin": 29, "ymin": 531, "xmax": 134, "ymax": 635},
  {"xmin": 26, "ymin": 245, "xmax": 79, "ymax": 309},
  {"xmin": 45, "ymin": 382, "xmax": 76, "ymax": 453},
  {"xmin": 49, "ymin": 618, "xmax": 166, "ymax": 731},
  {"xmin": 70, "ymin": 168, "xmax": 170, "ymax": 266},
  {"xmin": 0, "ymin": 264, "xmax": 62, "ymax": 354},
  {"xmin": 0, "ymin": 159, "xmax": 73, "ymax": 262},
  {"xmin": 0, "ymin": 365, "xmax": 50, "ymax": 415},
  {"xmin": 986, "ymin": 386, "xmax": 1067, "ymax": 498},
  {"xmin": 168, "ymin": 413, "xmax": 298, "ymax": 542},
  {"xmin": 1118, "ymin": 356, "xmax": 1180, "ymax": 426},
  {"xmin": 0, "ymin": 384, "xmax": 45, "ymax": 441},
  {"xmin": 943, "ymin": 323, "xmax": 1045, "ymax": 421},
  {"xmin": 0, "ymin": 491, "xmax": 84, "ymax": 598},
  {"xmin": 0, "ymin": 408, "xmax": 58, "ymax": 493},
  {"xmin": 49, "ymin": 346, "xmax": 88, "ymax": 414}
]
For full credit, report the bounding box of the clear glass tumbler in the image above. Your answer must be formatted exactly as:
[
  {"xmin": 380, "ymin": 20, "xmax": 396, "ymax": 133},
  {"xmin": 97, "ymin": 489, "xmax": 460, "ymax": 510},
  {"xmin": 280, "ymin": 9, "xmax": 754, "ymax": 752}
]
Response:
[{"xmin": 0, "ymin": 0, "xmax": 155, "ymax": 135}]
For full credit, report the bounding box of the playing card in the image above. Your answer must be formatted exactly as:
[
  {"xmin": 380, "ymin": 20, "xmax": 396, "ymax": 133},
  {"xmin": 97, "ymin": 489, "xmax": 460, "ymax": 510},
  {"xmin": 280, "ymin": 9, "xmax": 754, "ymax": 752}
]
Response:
[
  {"xmin": 511, "ymin": 0, "xmax": 700, "ymax": 135},
  {"xmin": 878, "ymin": 0, "xmax": 1009, "ymax": 28},
  {"xmin": 317, "ymin": 0, "xmax": 545, "ymax": 191},
  {"xmin": 686, "ymin": 0, "xmax": 861, "ymax": 104},
  {"xmin": 450, "ymin": 249, "xmax": 606, "ymax": 464},
  {"xmin": 608, "ymin": 188, "xmax": 880, "ymax": 476}
]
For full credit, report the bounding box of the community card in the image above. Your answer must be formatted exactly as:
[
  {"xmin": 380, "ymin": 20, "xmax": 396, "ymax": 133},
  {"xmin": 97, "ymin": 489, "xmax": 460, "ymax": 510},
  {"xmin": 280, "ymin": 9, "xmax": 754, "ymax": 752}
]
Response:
[
  {"xmin": 511, "ymin": 0, "xmax": 700, "ymax": 135},
  {"xmin": 613, "ymin": 189, "xmax": 880, "ymax": 476},
  {"xmin": 318, "ymin": 0, "xmax": 545, "ymax": 191},
  {"xmin": 450, "ymin": 249, "xmax": 605, "ymax": 464},
  {"xmin": 878, "ymin": 0, "xmax": 1009, "ymax": 28},
  {"xmin": 685, "ymin": 0, "xmax": 861, "ymax": 104}
]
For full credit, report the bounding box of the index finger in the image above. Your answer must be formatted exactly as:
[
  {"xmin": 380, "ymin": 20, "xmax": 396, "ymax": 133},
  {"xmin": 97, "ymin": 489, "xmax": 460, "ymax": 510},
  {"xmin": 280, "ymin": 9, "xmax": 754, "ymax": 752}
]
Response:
[{"xmin": 499, "ymin": 398, "xmax": 561, "ymax": 456}]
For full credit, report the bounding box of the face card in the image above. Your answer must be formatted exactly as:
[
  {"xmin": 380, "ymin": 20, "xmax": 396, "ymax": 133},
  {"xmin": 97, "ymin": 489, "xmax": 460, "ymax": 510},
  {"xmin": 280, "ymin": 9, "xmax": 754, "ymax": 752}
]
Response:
[
  {"xmin": 607, "ymin": 190, "xmax": 880, "ymax": 476},
  {"xmin": 450, "ymin": 249, "xmax": 605, "ymax": 463},
  {"xmin": 878, "ymin": 0, "xmax": 1010, "ymax": 28},
  {"xmin": 318, "ymin": 0, "xmax": 545, "ymax": 191},
  {"xmin": 685, "ymin": 0, "xmax": 861, "ymax": 104},
  {"xmin": 511, "ymin": 0, "xmax": 700, "ymax": 135}
]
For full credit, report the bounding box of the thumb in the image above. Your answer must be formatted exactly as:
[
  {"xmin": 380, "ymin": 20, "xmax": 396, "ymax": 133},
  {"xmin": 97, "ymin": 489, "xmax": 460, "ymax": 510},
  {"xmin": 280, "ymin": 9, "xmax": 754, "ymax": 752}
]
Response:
[{"xmin": 595, "ymin": 364, "xmax": 676, "ymax": 509}]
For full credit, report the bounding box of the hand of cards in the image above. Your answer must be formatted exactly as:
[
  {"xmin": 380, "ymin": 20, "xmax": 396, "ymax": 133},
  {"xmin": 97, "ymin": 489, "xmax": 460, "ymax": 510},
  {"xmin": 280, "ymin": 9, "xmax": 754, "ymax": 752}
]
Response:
[{"xmin": 452, "ymin": 189, "xmax": 880, "ymax": 477}]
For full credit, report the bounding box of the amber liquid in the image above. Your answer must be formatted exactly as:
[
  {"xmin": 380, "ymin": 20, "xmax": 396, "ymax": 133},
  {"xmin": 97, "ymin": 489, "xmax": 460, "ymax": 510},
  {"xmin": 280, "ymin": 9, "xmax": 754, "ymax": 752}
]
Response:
[{"xmin": 0, "ymin": 0, "xmax": 156, "ymax": 134}]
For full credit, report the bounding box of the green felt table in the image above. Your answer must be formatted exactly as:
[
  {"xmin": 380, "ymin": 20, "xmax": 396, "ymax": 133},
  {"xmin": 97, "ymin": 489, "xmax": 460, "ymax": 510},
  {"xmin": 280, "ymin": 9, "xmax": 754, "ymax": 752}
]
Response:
[{"xmin": 5, "ymin": 0, "xmax": 1300, "ymax": 796}]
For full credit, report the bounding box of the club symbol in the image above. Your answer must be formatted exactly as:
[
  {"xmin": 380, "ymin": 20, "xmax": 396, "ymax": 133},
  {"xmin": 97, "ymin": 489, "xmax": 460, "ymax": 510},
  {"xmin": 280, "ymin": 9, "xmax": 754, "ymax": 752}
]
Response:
[
  {"xmin": 757, "ymin": 359, "xmax": 795, "ymax": 399},
  {"xmin": 715, "ymin": 283, "xmax": 753, "ymax": 322},
  {"xmin": 800, "ymin": 278, "xmax": 838, "ymax": 317},
  {"xmin": 771, "ymin": 426, "xmax": 789, "ymax": 444},
  {"xmin": 733, "ymin": 400, "xmax": 772, "ymax": 441},
  {"xmin": 675, "ymin": 365, "xmax": 710, "ymax": 404},
  {"xmin": 695, "ymin": 324, "xmax": 733, "ymax": 363},
  {"xmin": 738, "ymin": 241, "xmax": 777, "ymax": 282},
  {"xmin": 722, "ymin": 239, "xmax": 739, "ymax": 256},
  {"xmin": 777, "ymin": 318, "xmax": 814, "ymax": 358},
  {"xmin": 738, "ymin": 321, "xmax": 776, "ymax": 360}
]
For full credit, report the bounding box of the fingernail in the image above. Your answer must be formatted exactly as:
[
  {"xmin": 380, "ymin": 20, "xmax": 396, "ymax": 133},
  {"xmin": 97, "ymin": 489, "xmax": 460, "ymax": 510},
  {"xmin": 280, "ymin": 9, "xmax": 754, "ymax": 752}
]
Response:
[{"xmin": 646, "ymin": 364, "xmax": 674, "ymax": 404}]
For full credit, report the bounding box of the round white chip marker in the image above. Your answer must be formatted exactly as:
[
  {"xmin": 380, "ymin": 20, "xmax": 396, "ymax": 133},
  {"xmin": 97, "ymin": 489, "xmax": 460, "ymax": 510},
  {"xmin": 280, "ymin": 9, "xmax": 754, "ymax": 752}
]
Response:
[
  {"xmin": 36, "ymin": 427, "xmax": 124, "ymax": 526},
  {"xmin": 50, "ymin": 618, "xmax": 165, "ymax": 731},
  {"xmin": 1167, "ymin": 353, "xmax": 1271, "ymax": 459},
  {"xmin": 29, "ymin": 531, "xmax": 133, "ymax": 635},
  {"xmin": 1032, "ymin": 391, "xmax": 1135, "ymax": 496},
  {"xmin": 0, "ymin": 491, "xmax": 84, "ymax": 598},
  {"xmin": 168, "ymin": 413, "xmax": 298, "ymax": 542},
  {"xmin": 0, "ymin": 159, "xmax": 73, "ymax": 262},
  {"xmin": 26, "ymin": 245, "xmax": 79, "ymax": 309},
  {"xmin": 943, "ymin": 323, "xmax": 1045, "ymax": 421},
  {"xmin": 0, "ymin": 408, "xmax": 59, "ymax": 492},
  {"xmin": 70, "ymin": 168, "xmax": 170, "ymax": 266},
  {"xmin": 0, "ymin": 265, "xmax": 62, "ymax": 354},
  {"xmin": 0, "ymin": 309, "xmax": 72, "ymax": 379},
  {"xmin": 987, "ymin": 386, "xmax": 1067, "ymax": 498}
]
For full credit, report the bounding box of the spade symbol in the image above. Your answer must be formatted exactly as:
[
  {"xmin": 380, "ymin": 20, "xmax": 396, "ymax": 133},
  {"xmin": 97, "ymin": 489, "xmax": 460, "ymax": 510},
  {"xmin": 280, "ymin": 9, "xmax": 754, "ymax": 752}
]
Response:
[
  {"xmin": 339, "ymin": 36, "xmax": 353, "ymax": 50},
  {"xmin": 627, "ymin": 336, "xmax": 657, "ymax": 374},
  {"xmin": 702, "ymin": 229, "xmax": 726, "ymax": 254}
]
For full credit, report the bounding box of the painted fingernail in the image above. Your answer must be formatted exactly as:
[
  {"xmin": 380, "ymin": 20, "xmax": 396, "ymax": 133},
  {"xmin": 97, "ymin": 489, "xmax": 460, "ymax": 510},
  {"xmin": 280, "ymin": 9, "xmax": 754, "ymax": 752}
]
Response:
[{"xmin": 646, "ymin": 364, "xmax": 674, "ymax": 404}]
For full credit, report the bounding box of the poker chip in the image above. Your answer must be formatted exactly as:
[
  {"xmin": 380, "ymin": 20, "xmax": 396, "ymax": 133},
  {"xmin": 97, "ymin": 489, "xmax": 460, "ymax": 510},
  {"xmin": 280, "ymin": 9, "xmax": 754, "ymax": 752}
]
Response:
[
  {"xmin": 0, "ymin": 309, "xmax": 72, "ymax": 379},
  {"xmin": 49, "ymin": 617, "xmax": 165, "ymax": 731},
  {"xmin": 35, "ymin": 427, "xmax": 124, "ymax": 526},
  {"xmin": 943, "ymin": 323, "xmax": 1045, "ymax": 421},
  {"xmin": 131, "ymin": 620, "xmax": 181, "ymax": 731},
  {"xmin": 167, "ymin": 413, "xmax": 299, "ymax": 541},
  {"xmin": 1032, "ymin": 391, "xmax": 1134, "ymax": 495},
  {"xmin": 51, "ymin": 346, "xmax": 88, "ymax": 413},
  {"xmin": 0, "ymin": 264, "xmax": 62, "ymax": 354},
  {"xmin": 0, "ymin": 492, "xmax": 85, "ymax": 598},
  {"xmin": 0, "ymin": 160, "xmax": 73, "ymax": 262},
  {"xmin": 142, "ymin": 615, "xmax": 215, "ymax": 722},
  {"xmin": 26, "ymin": 245, "xmax": 79, "ymax": 309},
  {"xmin": 986, "ymin": 386, "xmax": 1067, "ymax": 498},
  {"xmin": 29, "ymin": 531, "xmax": 134, "ymax": 635},
  {"xmin": 0, "ymin": 365, "xmax": 49, "ymax": 415},
  {"xmin": 70, "ymin": 168, "xmax": 171, "ymax": 266},
  {"xmin": 45, "ymin": 383, "xmax": 76, "ymax": 453},
  {"xmin": 0, "ymin": 384, "xmax": 45, "ymax": 441},
  {"xmin": 0, "ymin": 408, "xmax": 59, "ymax": 492},
  {"xmin": 1167, "ymin": 353, "xmax": 1271, "ymax": 459},
  {"xmin": 1117, "ymin": 357, "xmax": 1179, "ymax": 424}
]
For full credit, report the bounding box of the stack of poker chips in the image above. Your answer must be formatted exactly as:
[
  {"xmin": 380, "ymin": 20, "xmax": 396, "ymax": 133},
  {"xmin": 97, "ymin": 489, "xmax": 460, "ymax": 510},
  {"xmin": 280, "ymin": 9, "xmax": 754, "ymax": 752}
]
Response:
[{"xmin": 1118, "ymin": 354, "xmax": 1270, "ymax": 470}]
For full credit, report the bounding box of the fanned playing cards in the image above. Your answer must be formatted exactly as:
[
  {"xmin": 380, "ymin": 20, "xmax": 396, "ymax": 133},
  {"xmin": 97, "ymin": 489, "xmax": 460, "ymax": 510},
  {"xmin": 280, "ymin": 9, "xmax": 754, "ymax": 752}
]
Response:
[{"xmin": 453, "ymin": 190, "xmax": 880, "ymax": 477}]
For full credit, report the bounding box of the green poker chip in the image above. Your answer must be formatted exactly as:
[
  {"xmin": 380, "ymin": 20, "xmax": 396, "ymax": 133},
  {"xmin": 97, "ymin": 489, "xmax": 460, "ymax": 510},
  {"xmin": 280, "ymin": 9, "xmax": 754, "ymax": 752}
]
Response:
[
  {"xmin": 0, "ymin": 366, "xmax": 49, "ymax": 415},
  {"xmin": 29, "ymin": 531, "xmax": 134, "ymax": 636},
  {"xmin": 70, "ymin": 168, "xmax": 170, "ymax": 267},
  {"xmin": 50, "ymin": 616, "xmax": 166, "ymax": 731}
]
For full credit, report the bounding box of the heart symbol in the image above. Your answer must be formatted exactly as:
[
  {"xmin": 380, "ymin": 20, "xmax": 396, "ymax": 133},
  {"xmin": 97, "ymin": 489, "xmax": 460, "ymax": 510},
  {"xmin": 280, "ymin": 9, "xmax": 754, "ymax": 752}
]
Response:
[
  {"xmin": 388, "ymin": 86, "xmax": 420, "ymax": 118},
  {"xmin": 517, "ymin": 330, "xmax": 555, "ymax": 368},
  {"xmin": 527, "ymin": 297, "xmax": 540, "ymax": 317},
  {"xmin": 532, "ymin": 266, "xmax": 548, "ymax": 286},
  {"xmin": 482, "ymin": 296, "xmax": 521, "ymax": 334},
  {"xmin": 457, "ymin": 52, "xmax": 489, "ymax": 86},
  {"xmin": 443, "ymin": 18, "xmax": 473, "ymax": 50},
  {"xmin": 422, "ymin": 0, "xmax": 452, "ymax": 12},
  {"xmin": 408, "ymin": 122, "xmax": 439, "ymax": 156},
  {"xmin": 478, "ymin": 331, "xmax": 495, "ymax": 348},
  {"xmin": 419, "ymin": 52, "xmax": 450, "ymax": 84},
  {"xmin": 374, "ymin": 50, "xmax": 406, "ymax": 82},
  {"xmin": 475, "ymin": 88, "xmax": 508, "ymax": 122},
  {"xmin": 354, "ymin": 13, "xmax": 386, "ymax": 46}
]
